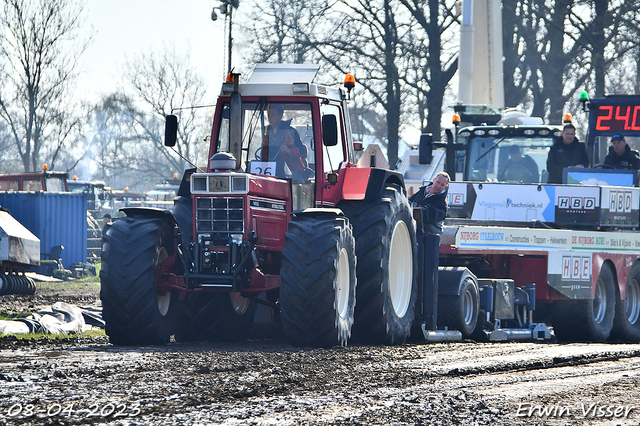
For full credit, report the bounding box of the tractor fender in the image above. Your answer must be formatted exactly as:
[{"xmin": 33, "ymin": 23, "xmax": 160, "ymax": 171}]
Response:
[
  {"xmin": 121, "ymin": 207, "xmax": 181, "ymax": 232},
  {"xmin": 438, "ymin": 266, "xmax": 478, "ymax": 296},
  {"xmin": 121, "ymin": 206, "xmax": 189, "ymax": 258},
  {"xmin": 341, "ymin": 168, "xmax": 405, "ymax": 201},
  {"xmin": 176, "ymin": 168, "xmax": 197, "ymax": 198},
  {"xmin": 291, "ymin": 208, "xmax": 344, "ymax": 220}
]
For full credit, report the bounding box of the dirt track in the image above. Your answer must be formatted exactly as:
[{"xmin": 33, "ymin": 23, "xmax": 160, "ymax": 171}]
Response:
[{"xmin": 2, "ymin": 286, "xmax": 640, "ymax": 425}]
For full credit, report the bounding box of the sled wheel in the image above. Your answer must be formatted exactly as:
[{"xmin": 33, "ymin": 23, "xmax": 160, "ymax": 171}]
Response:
[
  {"xmin": 438, "ymin": 276, "xmax": 480, "ymax": 338},
  {"xmin": 612, "ymin": 262, "xmax": 640, "ymax": 342},
  {"xmin": 554, "ymin": 263, "xmax": 615, "ymax": 342}
]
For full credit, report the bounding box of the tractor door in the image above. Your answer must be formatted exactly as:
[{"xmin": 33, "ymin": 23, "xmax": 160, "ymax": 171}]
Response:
[{"xmin": 318, "ymin": 102, "xmax": 348, "ymax": 206}]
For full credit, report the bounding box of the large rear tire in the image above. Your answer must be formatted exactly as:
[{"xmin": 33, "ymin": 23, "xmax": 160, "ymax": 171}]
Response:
[
  {"xmin": 611, "ymin": 262, "xmax": 640, "ymax": 342},
  {"xmin": 174, "ymin": 292, "xmax": 256, "ymax": 342},
  {"xmin": 553, "ymin": 263, "xmax": 615, "ymax": 342},
  {"xmin": 341, "ymin": 185, "xmax": 418, "ymax": 345},
  {"xmin": 280, "ymin": 214, "xmax": 356, "ymax": 347},
  {"xmin": 100, "ymin": 216, "xmax": 176, "ymax": 345}
]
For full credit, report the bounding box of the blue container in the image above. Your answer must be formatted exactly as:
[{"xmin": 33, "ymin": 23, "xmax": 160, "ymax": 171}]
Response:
[{"xmin": 0, "ymin": 191, "xmax": 87, "ymax": 272}]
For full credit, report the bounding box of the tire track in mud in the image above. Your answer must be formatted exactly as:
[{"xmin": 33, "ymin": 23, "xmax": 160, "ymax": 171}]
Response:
[
  {"xmin": 436, "ymin": 348, "xmax": 640, "ymax": 377},
  {"xmin": 1, "ymin": 340, "xmax": 640, "ymax": 425}
]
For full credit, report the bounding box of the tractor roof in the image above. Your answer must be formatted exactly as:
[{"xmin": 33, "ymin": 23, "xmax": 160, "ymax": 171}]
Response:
[{"xmin": 220, "ymin": 63, "xmax": 346, "ymax": 102}]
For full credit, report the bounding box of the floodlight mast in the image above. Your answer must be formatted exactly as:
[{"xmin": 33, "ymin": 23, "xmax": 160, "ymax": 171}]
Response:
[{"xmin": 211, "ymin": 0, "xmax": 240, "ymax": 74}]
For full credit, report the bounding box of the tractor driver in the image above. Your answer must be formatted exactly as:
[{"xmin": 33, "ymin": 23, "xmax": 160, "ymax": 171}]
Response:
[
  {"xmin": 498, "ymin": 145, "xmax": 539, "ymax": 183},
  {"xmin": 262, "ymin": 104, "xmax": 310, "ymax": 178}
]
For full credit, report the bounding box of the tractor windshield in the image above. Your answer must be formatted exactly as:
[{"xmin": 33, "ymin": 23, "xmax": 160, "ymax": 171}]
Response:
[
  {"xmin": 216, "ymin": 101, "xmax": 315, "ymax": 179},
  {"xmin": 465, "ymin": 133, "xmax": 556, "ymax": 183}
]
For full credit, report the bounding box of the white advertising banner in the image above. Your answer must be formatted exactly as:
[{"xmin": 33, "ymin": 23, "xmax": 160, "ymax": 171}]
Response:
[{"xmin": 454, "ymin": 225, "xmax": 640, "ymax": 252}]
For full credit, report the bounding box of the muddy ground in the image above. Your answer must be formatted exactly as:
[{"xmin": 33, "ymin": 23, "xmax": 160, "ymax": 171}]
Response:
[{"xmin": 2, "ymin": 284, "xmax": 640, "ymax": 425}]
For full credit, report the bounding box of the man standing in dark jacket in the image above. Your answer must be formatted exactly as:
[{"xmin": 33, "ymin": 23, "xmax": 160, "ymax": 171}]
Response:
[
  {"xmin": 603, "ymin": 135, "xmax": 640, "ymax": 170},
  {"xmin": 409, "ymin": 172, "xmax": 449, "ymax": 333},
  {"xmin": 546, "ymin": 124, "xmax": 590, "ymax": 183},
  {"xmin": 409, "ymin": 172, "xmax": 449, "ymax": 234}
]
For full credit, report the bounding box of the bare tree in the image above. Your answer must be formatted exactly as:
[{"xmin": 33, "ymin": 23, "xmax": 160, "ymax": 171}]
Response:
[
  {"xmin": 241, "ymin": 0, "xmax": 331, "ymax": 64},
  {"xmin": 400, "ymin": 0, "xmax": 458, "ymax": 138},
  {"xmin": 117, "ymin": 46, "xmax": 209, "ymax": 188},
  {"xmin": 0, "ymin": 0, "xmax": 89, "ymax": 172},
  {"xmin": 86, "ymin": 93, "xmax": 142, "ymax": 189},
  {"xmin": 310, "ymin": 0, "xmax": 413, "ymax": 169},
  {"xmin": 503, "ymin": 0, "xmax": 640, "ymax": 121}
]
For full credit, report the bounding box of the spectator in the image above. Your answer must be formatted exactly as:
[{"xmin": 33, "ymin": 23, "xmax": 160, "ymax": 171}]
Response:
[
  {"xmin": 603, "ymin": 135, "xmax": 640, "ymax": 170},
  {"xmin": 409, "ymin": 171, "xmax": 449, "ymax": 333},
  {"xmin": 102, "ymin": 213, "xmax": 112, "ymax": 237},
  {"xmin": 409, "ymin": 172, "xmax": 449, "ymax": 235},
  {"xmin": 546, "ymin": 123, "xmax": 590, "ymax": 184}
]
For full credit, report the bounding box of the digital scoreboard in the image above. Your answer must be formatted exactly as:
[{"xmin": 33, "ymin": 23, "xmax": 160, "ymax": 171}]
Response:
[{"xmin": 588, "ymin": 97, "xmax": 640, "ymax": 136}]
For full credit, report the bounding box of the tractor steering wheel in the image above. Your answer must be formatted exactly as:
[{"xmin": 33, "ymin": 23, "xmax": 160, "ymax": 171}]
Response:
[
  {"xmin": 254, "ymin": 146, "xmax": 264, "ymax": 161},
  {"xmin": 504, "ymin": 165, "xmax": 535, "ymax": 183}
]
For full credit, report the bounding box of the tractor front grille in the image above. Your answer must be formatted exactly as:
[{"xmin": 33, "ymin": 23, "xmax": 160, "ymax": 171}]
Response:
[{"xmin": 195, "ymin": 196, "xmax": 244, "ymax": 243}]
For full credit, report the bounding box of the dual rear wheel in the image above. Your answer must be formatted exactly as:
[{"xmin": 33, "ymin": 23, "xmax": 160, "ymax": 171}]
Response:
[
  {"xmin": 553, "ymin": 263, "xmax": 640, "ymax": 343},
  {"xmin": 612, "ymin": 263, "xmax": 640, "ymax": 342}
]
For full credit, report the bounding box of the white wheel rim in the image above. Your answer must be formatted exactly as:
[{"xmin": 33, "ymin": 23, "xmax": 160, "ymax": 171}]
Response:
[
  {"xmin": 594, "ymin": 277, "xmax": 607, "ymax": 324},
  {"xmin": 463, "ymin": 287, "xmax": 474, "ymax": 325},
  {"xmin": 335, "ymin": 247, "xmax": 350, "ymax": 319},
  {"xmin": 157, "ymin": 246, "xmax": 170, "ymax": 316},
  {"xmin": 388, "ymin": 220, "xmax": 412, "ymax": 317},
  {"xmin": 230, "ymin": 292, "xmax": 251, "ymax": 316},
  {"xmin": 157, "ymin": 292, "xmax": 171, "ymax": 316},
  {"xmin": 626, "ymin": 279, "xmax": 640, "ymax": 325}
]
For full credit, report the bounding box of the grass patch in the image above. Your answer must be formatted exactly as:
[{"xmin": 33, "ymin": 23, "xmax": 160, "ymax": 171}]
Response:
[
  {"xmin": 0, "ymin": 328, "xmax": 106, "ymax": 340},
  {"xmin": 35, "ymin": 279, "xmax": 101, "ymax": 292},
  {"xmin": 34, "ymin": 263, "xmax": 101, "ymax": 291},
  {"xmin": 0, "ymin": 311, "xmax": 30, "ymax": 321}
]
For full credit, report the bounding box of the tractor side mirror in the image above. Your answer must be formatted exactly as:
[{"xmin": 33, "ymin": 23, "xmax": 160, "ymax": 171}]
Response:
[
  {"xmin": 418, "ymin": 133, "xmax": 433, "ymax": 164},
  {"xmin": 165, "ymin": 115, "xmax": 178, "ymax": 147},
  {"xmin": 322, "ymin": 115, "xmax": 338, "ymax": 147}
]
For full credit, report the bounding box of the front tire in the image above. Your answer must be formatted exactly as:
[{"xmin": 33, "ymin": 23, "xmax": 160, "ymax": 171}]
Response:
[
  {"xmin": 100, "ymin": 216, "xmax": 176, "ymax": 345},
  {"xmin": 280, "ymin": 214, "xmax": 356, "ymax": 347},
  {"xmin": 611, "ymin": 262, "xmax": 640, "ymax": 342},
  {"xmin": 341, "ymin": 185, "xmax": 418, "ymax": 345}
]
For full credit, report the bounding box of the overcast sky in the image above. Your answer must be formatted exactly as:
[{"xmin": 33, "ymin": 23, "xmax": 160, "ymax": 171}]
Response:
[{"xmin": 76, "ymin": 0, "xmax": 230, "ymax": 102}]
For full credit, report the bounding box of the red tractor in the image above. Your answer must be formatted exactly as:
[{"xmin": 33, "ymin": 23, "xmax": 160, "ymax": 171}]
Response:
[{"xmin": 100, "ymin": 64, "xmax": 418, "ymax": 347}]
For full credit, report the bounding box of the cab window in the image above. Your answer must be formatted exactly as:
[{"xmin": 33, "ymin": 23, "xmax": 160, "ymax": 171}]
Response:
[{"xmin": 320, "ymin": 104, "xmax": 345, "ymax": 174}]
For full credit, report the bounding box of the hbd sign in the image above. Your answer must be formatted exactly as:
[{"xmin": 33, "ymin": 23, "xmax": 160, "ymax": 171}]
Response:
[
  {"xmin": 609, "ymin": 190, "xmax": 632, "ymax": 213},
  {"xmin": 557, "ymin": 196, "xmax": 596, "ymax": 210}
]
